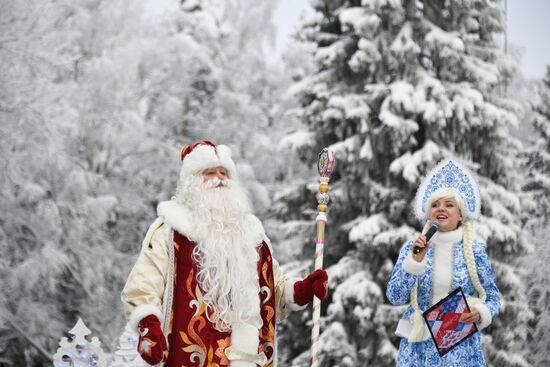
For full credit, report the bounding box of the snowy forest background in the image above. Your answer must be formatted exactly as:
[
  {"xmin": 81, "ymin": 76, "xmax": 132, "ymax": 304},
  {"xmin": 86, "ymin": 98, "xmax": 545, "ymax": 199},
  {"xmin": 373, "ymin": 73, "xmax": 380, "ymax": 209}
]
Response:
[{"xmin": 1, "ymin": 0, "xmax": 549, "ymax": 366}]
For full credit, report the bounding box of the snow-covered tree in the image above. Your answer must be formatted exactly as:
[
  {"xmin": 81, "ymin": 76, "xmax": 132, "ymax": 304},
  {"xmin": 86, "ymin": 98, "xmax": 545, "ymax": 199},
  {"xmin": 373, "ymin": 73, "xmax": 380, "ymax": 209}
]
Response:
[
  {"xmin": 276, "ymin": 1, "xmax": 532, "ymax": 366},
  {"xmin": 524, "ymin": 66, "xmax": 550, "ymax": 223},
  {"xmin": 1, "ymin": 0, "xmax": 289, "ymax": 364},
  {"xmin": 136, "ymin": 0, "xmax": 286, "ymax": 212},
  {"xmin": 0, "ymin": 1, "xmax": 161, "ymax": 364},
  {"xmin": 524, "ymin": 65, "xmax": 550, "ymax": 367},
  {"xmin": 179, "ymin": 0, "xmax": 290, "ymax": 212}
]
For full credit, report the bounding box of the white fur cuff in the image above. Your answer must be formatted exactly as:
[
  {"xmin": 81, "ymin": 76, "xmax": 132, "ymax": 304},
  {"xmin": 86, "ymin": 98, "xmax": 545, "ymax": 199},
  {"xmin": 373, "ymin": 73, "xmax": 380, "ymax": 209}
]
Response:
[
  {"xmin": 403, "ymin": 253, "xmax": 426, "ymax": 275},
  {"xmin": 284, "ymin": 278, "xmax": 307, "ymax": 312},
  {"xmin": 127, "ymin": 304, "xmax": 163, "ymax": 333},
  {"xmin": 472, "ymin": 302, "xmax": 492, "ymax": 330}
]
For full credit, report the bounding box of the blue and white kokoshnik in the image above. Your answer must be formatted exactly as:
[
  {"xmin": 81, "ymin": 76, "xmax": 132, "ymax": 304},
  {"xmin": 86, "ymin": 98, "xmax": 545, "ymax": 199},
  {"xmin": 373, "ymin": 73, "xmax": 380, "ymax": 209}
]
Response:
[{"xmin": 414, "ymin": 159, "xmax": 481, "ymax": 220}]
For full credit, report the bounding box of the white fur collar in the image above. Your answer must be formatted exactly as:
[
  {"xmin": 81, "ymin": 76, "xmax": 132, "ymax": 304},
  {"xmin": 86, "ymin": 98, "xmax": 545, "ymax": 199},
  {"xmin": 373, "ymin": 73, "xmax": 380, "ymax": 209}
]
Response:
[
  {"xmin": 156, "ymin": 200, "xmax": 266, "ymax": 245},
  {"xmin": 431, "ymin": 227, "xmax": 463, "ymax": 245}
]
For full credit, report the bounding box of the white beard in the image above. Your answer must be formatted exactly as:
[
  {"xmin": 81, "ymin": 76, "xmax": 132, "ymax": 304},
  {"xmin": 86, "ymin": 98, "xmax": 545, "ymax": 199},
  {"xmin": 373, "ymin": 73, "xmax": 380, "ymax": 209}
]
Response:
[{"xmin": 175, "ymin": 175, "xmax": 261, "ymax": 332}]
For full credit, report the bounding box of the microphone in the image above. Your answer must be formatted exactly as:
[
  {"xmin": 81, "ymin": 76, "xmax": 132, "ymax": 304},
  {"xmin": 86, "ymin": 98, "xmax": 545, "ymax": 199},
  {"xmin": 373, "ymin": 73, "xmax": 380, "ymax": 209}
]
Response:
[{"xmin": 413, "ymin": 221, "xmax": 441, "ymax": 255}]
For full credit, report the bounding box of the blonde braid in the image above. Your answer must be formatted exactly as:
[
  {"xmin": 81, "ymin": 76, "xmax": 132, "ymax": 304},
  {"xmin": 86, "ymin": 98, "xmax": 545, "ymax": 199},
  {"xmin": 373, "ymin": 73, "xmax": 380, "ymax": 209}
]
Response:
[
  {"xmin": 462, "ymin": 221, "xmax": 487, "ymax": 302},
  {"xmin": 409, "ymin": 222, "xmax": 432, "ymax": 341}
]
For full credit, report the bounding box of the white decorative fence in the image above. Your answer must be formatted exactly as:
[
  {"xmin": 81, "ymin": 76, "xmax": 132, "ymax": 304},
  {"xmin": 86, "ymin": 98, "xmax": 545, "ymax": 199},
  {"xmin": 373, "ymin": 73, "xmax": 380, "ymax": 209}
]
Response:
[{"xmin": 52, "ymin": 318, "xmax": 145, "ymax": 367}]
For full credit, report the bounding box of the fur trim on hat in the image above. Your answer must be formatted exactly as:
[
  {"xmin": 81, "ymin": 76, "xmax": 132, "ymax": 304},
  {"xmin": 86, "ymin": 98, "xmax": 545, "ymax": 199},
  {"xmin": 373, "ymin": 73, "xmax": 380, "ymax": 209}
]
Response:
[{"xmin": 180, "ymin": 144, "xmax": 237, "ymax": 180}]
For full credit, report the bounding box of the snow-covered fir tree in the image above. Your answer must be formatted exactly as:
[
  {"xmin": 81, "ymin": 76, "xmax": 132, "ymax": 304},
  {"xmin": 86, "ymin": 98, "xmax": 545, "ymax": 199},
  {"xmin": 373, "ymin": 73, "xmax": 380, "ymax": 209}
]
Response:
[
  {"xmin": 180, "ymin": 0, "xmax": 285, "ymax": 212},
  {"xmin": 524, "ymin": 66, "xmax": 550, "ymax": 223},
  {"xmin": 0, "ymin": 1, "xmax": 146, "ymax": 364},
  {"xmin": 524, "ymin": 65, "xmax": 550, "ymax": 367},
  {"xmin": 275, "ymin": 0, "xmax": 532, "ymax": 366}
]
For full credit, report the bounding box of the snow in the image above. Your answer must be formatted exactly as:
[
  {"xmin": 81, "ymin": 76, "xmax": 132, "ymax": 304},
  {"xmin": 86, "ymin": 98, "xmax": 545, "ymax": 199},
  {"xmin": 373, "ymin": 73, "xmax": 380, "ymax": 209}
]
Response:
[
  {"xmin": 480, "ymin": 177, "xmax": 522, "ymax": 213},
  {"xmin": 1, "ymin": 0, "xmax": 288, "ymax": 362},
  {"xmin": 359, "ymin": 138, "xmax": 373, "ymax": 159},
  {"xmin": 372, "ymin": 225, "xmax": 417, "ymax": 247},
  {"xmin": 278, "ymin": 130, "xmax": 316, "ymax": 153},
  {"xmin": 388, "ymin": 81, "xmax": 416, "ymax": 112},
  {"xmin": 348, "ymin": 50, "xmax": 370, "ymax": 74},
  {"xmin": 328, "ymin": 136, "xmax": 361, "ymax": 162},
  {"xmin": 277, "ymin": 0, "xmax": 540, "ymax": 364},
  {"xmin": 424, "ymin": 27, "xmax": 464, "ymax": 53},
  {"xmin": 19, "ymin": 183, "xmax": 48, "ymax": 205},
  {"xmin": 413, "ymin": 72, "xmax": 453, "ymax": 125},
  {"xmin": 376, "ymin": 339, "xmax": 398, "ymax": 361},
  {"xmin": 268, "ymin": 220, "xmax": 312, "ymax": 264},
  {"xmin": 1, "ymin": 0, "xmax": 541, "ymax": 365},
  {"xmin": 452, "ymin": 86, "xmax": 484, "ymax": 123},
  {"xmin": 318, "ymin": 322, "xmax": 357, "ymax": 364},
  {"xmin": 327, "ymin": 255, "xmax": 365, "ymax": 287},
  {"xmin": 315, "ymin": 39, "xmax": 348, "ymax": 68},
  {"xmin": 389, "ymin": 141, "xmax": 441, "ymax": 183},
  {"xmin": 483, "ymin": 102, "xmax": 520, "ymax": 128},
  {"xmin": 349, "ymin": 38, "xmax": 381, "ymax": 73},
  {"xmin": 328, "ymin": 94, "xmax": 371, "ymax": 119},
  {"xmin": 379, "ymin": 110, "xmax": 418, "ymax": 132},
  {"xmin": 493, "ymin": 350, "xmax": 530, "ymax": 367},
  {"xmin": 361, "ymin": 0, "xmax": 403, "ymax": 12},
  {"xmin": 476, "ymin": 216, "xmax": 518, "ymax": 244},
  {"xmin": 462, "ymin": 55, "xmax": 500, "ymax": 87},
  {"xmin": 348, "ymin": 214, "xmax": 390, "ymax": 244},
  {"xmin": 492, "ymin": 260, "xmax": 521, "ymax": 290},
  {"xmin": 84, "ymin": 195, "xmax": 118, "ymax": 225},
  {"xmin": 328, "ymin": 271, "xmax": 383, "ymax": 317},
  {"xmin": 322, "ymin": 107, "xmax": 344, "ymax": 121},
  {"xmin": 390, "ymin": 22, "xmax": 420, "ymax": 57},
  {"xmin": 338, "ymin": 7, "xmax": 368, "ymax": 33}
]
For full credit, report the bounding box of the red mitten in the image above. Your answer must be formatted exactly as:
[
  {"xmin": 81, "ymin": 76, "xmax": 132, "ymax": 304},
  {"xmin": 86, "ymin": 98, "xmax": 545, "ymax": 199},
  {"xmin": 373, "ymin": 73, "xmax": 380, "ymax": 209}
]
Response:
[
  {"xmin": 137, "ymin": 315, "xmax": 168, "ymax": 365},
  {"xmin": 293, "ymin": 269, "xmax": 329, "ymax": 306}
]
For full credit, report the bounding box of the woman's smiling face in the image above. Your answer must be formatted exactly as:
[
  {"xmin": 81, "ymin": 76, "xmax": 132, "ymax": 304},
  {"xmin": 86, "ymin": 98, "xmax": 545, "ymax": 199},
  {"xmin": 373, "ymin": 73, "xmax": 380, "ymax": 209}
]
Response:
[{"xmin": 428, "ymin": 196, "xmax": 463, "ymax": 232}]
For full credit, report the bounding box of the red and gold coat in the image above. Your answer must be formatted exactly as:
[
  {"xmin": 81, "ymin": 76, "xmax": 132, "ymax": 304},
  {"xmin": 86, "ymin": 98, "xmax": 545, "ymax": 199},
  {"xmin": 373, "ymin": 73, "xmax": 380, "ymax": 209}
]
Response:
[{"xmin": 122, "ymin": 201, "xmax": 302, "ymax": 367}]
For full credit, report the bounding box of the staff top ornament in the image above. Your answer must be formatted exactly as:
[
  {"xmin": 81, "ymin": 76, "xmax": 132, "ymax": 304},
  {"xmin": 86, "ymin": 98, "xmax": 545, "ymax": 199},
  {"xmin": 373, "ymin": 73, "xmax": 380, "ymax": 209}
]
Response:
[
  {"xmin": 316, "ymin": 148, "xmax": 334, "ymax": 214},
  {"xmin": 414, "ymin": 159, "xmax": 481, "ymax": 221},
  {"xmin": 317, "ymin": 148, "xmax": 334, "ymax": 178}
]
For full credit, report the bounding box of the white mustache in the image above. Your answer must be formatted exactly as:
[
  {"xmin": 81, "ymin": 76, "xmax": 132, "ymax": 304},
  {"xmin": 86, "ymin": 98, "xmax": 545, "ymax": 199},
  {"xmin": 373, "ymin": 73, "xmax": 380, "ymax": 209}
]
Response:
[{"xmin": 204, "ymin": 177, "xmax": 230, "ymax": 188}]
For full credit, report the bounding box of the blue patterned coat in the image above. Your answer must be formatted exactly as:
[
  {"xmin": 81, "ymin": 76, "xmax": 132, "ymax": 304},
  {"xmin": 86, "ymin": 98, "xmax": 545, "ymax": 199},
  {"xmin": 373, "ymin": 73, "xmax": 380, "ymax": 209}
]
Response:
[{"xmin": 386, "ymin": 239, "xmax": 500, "ymax": 366}]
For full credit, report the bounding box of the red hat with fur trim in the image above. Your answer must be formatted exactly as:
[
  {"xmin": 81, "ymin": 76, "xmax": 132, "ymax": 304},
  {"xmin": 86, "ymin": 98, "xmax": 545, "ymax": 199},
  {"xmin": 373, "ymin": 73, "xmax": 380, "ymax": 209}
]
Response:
[{"xmin": 179, "ymin": 140, "xmax": 237, "ymax": 179}]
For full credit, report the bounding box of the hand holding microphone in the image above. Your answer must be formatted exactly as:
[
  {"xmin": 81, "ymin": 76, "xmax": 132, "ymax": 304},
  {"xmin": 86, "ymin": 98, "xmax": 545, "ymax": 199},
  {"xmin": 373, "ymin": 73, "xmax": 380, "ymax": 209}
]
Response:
[{"xmin": 412, "ymin": 221, "xmax": 440, "ymax": 261}]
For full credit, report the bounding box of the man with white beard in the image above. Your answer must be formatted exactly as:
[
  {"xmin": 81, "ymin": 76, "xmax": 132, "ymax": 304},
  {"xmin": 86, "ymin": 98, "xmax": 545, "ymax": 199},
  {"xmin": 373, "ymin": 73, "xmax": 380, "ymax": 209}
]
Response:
[{"xmin": 121, "ymin": 141, "xmax": 328, "ymax": 367}]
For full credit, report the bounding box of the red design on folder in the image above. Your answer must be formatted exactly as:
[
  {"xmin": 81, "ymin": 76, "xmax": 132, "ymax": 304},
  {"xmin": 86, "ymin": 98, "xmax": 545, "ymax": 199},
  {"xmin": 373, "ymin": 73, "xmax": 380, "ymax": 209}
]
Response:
[{"xmin": 423, "ymin": 287, "xmax": 478, "ymax": 356}]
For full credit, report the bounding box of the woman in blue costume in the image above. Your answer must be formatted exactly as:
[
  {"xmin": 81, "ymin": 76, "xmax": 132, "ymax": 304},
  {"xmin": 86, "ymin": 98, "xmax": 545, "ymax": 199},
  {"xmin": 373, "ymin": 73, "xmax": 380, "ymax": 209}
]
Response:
[{"xmin": 386, "ymin": 159, "xmax": 500, "ymax": 366}]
